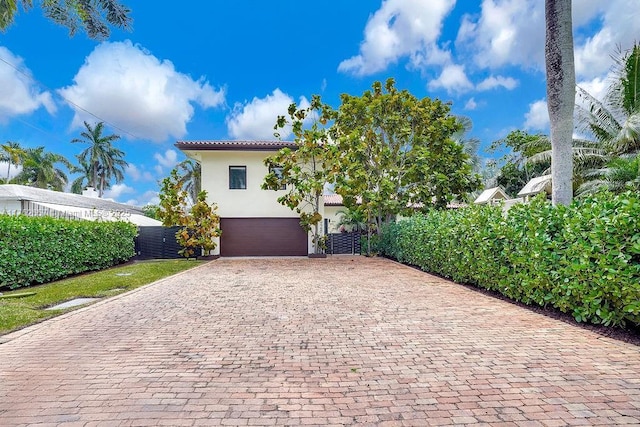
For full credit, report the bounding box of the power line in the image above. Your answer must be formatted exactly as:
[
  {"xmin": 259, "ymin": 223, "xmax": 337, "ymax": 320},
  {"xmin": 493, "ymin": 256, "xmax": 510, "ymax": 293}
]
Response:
[{"xmin": 0, "ymin": 55, "xmax": 145, "ymax": 141}]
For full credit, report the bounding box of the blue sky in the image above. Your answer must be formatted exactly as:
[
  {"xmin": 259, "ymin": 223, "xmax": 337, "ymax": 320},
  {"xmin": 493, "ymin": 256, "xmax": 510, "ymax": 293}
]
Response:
[{"xmin": 1, "ymin": 0, "xmax": 638, "ymax": 206}]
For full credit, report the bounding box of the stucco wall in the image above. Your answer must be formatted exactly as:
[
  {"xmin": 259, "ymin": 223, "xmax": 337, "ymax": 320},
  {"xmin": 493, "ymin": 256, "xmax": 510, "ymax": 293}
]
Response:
[
  {"xmin": 324, "ymin": 205, "xmax": 344, "ymax": 233},
  {"xmin": 194, "ymin": 149, "xmax": 331, "ymax": 255},
  {"xmin": 199, "ymin": 151, "xmax": 298, "ymax": 218},
  {"xmin": 0, "ymin": 200, "xmax": 21, "ymax": 214}
]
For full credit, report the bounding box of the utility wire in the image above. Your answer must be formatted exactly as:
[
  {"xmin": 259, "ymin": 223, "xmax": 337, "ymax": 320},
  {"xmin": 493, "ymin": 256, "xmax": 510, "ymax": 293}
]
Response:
[{"xmin": 0, "ymin": 55, "xmax": 145, "ymax": 141}]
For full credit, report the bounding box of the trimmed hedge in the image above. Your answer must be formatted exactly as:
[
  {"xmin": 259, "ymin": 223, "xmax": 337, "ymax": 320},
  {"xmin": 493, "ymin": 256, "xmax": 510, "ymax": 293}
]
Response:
[
  {"xmin": 0, "ymin": 215, "xmax": 137, "ymax": 289},
  {"xmin": 378, "ymin": 192, "xmax": 640, "ymax": 327}
]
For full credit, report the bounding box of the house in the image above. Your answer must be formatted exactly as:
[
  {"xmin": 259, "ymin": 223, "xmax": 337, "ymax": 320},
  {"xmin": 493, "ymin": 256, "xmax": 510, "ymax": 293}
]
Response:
[
  {"xmin": 518, "ymin": 175, "xmax": 552, "ymax": 200},
  {"xmin": 474, "ymin": 186, "xmax": 510, "ymax": 205},
  {"xmin": 0, "ymin": 184, "xmax": 160, "ymax": 226},
  {"xmin": 323, "ymin": 194, "xmax": 346, "ymax": 233},
  {"xmin": 176, "ymin": 140, "xmax": 323, "ymax": 256}
]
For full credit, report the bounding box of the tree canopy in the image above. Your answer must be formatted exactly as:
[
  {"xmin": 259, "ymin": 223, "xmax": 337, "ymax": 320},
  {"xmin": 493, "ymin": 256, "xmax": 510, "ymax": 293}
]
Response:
[
  {"xmin": 0, "ymin": 0, "xmax": 132, "ymax": 39},
  {"xmin": 71, "ymin": 121, "xmax": 127, "ymax": 197},
  {"xmin": 262, "ymin": 95, "xmax": 337, "ymax": 254},
  {"xmin": 332, "ymin": 79, "xmax": 480, "ymax": 233}
]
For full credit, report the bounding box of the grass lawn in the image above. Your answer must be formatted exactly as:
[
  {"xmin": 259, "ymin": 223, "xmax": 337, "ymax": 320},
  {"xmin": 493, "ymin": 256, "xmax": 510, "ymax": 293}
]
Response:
[{"xmin": 0, "ymin": 259, "xmax": 205, "ymax": 335}]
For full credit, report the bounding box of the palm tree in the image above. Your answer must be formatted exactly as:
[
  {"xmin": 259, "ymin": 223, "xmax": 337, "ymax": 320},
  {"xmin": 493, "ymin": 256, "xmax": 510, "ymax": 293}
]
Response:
[
  {"xmin": 70, "ymin": 155, "xmax": 92, "ymax": 194},
  {"xmin": 0, "ymin": 0, "xmax": 132, "ymax": 40},
  {"xmin": 14, "ymin": 147, "xmax": 73, "ymax": 191},
  {"xmin": 576, "ymin": 43, "xmax": 640, "ymax": 156},
  {"xmin": 0, "ymin": 141, "xmax": 26, "ymax": 182},
  {"xmin": 572, "ymin": 43, "xmax": 640, "ymax": 194},
  {"xmin": 177, "ymin": 159, "xmax": 201, "ymax": 204},
  {"xmin": 577, "ymin": 155, "xmax": 640, "ymax": 194},
  {"xmin": 545, "ymin": 0, "xmax": 575, "ymax": 206},
  {"xmin": 452, "ymin": 116, "xmax": 482, "ymax": 174},
  {"xmin": 337, "ymin": 208, "xmax": 367, "ymax": 233},
  {"xmin": 72, "ymin": 121, "xmax": 128, "ymax": 197}
]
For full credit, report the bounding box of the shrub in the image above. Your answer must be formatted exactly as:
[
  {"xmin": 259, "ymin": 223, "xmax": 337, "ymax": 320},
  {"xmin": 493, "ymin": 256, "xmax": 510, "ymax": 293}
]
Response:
[
  {"xmin": 378, "ymin": 192, "xmax": 640, "ymax": 327},
  {"xmin": 0, "ymin": 215, "xmax": 137, "ymax": 289}
]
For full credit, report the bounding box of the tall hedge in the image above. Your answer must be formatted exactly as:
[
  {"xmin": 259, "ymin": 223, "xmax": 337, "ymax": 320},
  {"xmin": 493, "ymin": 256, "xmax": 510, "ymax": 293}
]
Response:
[
  {"xmin": 378, "ymin": 192, "xmax": 640, "ymax": 327},
  {"xmin": 0, "ymin": 215, "xmax": 137, "ymax": 289}
]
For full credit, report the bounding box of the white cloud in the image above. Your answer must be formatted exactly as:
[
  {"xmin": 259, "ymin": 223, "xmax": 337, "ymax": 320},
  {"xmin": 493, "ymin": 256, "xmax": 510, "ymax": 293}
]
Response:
[
  {"xmin": 226, "ymin": 89, "xmax": 310, "ymax": 140},
  {"xmin": 456, "ymin": 0, "xmax": 637, "ymax": 81},
  {"xmin": 125, "ymin": 190, "xmax": 159, "ymax": 207},
  {"xmin": 428, "ymin": 64, "xmax": 473, "ymax": 94},
  {"xmin": 338, "ymin": 0, "xmax": 456, "ymax": 76},
  {"xmin": 577, "ymin": 75, "xmax": 610, "ymax": 104},
  {"xmin": 58, "ymin": 40, "xmax": 225, "ymax": 142},
  {"xmin": 103, "ymin": 183, "xmax": 135, "ymax": 201},
  {"xmin": 0, "ymin": 47, "xmax": 56, "ymax": 122},
  {"xmin": 456, "ymin": 0, "xmax": 544, "ymax": 70},
  {"xmin": 574, "ymin": 0, "xmax": 638, "ymax": 80},
  {"xmin": 524, "ymin": 99, "xmax": 549, "ymax": 131},
  {"xmin": 0, "ymin": 163, "xmax": 22, "ymax": 180},
  {"xmin": 126, "ymin": 164, "xmax": 154, "ymax": 182},
  {"xmin": 476, "ymin": 75, "xmax": 518, "ymax": 91},
  {"xmin": 154, "ymin": 149, "xmax": 178, "ymax": 170},
  {"xmin": 464, "ymin": 98, "xmax": 478, "ymax": 111}
]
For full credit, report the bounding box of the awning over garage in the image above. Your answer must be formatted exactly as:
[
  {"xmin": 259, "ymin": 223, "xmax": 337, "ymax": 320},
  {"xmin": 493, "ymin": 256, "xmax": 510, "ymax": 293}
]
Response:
[{"xmin": 219, "ymin": 217, "xmax": 307, "ymax": 256}]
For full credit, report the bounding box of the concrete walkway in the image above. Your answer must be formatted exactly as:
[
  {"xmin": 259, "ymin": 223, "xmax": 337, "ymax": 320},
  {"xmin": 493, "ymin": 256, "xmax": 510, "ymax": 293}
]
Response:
[{"xmin": 1, "ymin": 256, "xmax": 639, "ymax": 426}]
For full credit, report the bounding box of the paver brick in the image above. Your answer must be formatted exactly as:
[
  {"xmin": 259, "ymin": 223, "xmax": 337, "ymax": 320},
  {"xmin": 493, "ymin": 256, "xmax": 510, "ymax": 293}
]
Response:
[{"xmin": 1, "ymin": 256, "xmax": 639, "ymax": 426}]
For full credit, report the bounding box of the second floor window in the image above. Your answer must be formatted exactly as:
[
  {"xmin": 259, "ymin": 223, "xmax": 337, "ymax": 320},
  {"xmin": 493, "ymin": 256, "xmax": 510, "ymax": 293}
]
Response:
[
  {"xmin": 229, "ymin": 166, "xmax": 247, "ymax": 189},
  {"xmin": 270, "ymin": 166, "xmax": 286, "ymax": 190}
]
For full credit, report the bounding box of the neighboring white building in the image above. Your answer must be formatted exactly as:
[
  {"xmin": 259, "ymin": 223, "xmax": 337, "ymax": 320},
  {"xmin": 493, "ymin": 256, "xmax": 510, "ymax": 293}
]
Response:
[
  {"xmin": 474, "ymin": 186, "xmax": 510, "ymax": 205},
  {"xmin": 176, "ymin": 140, "xmax": 326, "ymax": 256},
  {"xmin": 323, "ymin": 194, "xmax": 346, "ymax": 233},
  {"xmin": 0, "ymin": 184, "xmax": 160, "ymax": 226},
  {"xmin": 518, "ymin": 175, "xmax": 552, "ymax": 200}
]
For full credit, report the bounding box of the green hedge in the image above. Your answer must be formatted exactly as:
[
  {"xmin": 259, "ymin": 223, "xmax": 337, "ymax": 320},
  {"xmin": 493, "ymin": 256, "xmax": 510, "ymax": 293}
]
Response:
[
  {"xmin": 378, "ymin": 192, "xmax": 640, "ymax": 327},
  {"xmin": 0, "ymin": 215, "xmax": 137, "ymax": 289}
]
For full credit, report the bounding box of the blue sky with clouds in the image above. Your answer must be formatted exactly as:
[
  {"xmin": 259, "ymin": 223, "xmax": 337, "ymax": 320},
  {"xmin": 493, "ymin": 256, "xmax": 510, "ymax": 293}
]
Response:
[{"xmin": 1, "ymin": 0, "xmax": 638, "ymax": 206}]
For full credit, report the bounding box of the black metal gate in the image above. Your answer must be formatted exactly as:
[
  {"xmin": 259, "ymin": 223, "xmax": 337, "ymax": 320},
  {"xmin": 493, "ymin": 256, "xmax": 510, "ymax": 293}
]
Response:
[
  {"xmin": 326, "ymin": 232, "xmax": 361, "ymax": 255},
  {"xmin": 135, "ymin": 226, "xmax": 183, "ymax": 259}
]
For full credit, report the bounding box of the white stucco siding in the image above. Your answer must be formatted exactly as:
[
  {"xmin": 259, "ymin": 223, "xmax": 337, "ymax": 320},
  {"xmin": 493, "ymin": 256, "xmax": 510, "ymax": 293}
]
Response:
[
  {"xmin": 324, "ymin": 205, "xmax": 344, "ymax": 233},
  {"xmin": 0, "ymin": 200, "xmax": 21, "ymax": 214},
  {"xmin": 199, "ymin": 151, "xmax": 298, "ymax": 218}
]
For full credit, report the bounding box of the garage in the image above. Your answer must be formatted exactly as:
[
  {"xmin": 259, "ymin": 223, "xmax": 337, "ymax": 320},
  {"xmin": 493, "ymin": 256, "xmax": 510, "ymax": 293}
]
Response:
[{"xmin": 219, "ymin": 217, "xmax": 308, "ymax": 256}]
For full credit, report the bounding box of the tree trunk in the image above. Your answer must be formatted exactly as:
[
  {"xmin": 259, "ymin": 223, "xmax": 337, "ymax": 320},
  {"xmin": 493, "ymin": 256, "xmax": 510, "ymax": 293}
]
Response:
[{"xmin": 545, "ymin": 0, "xmax": 575, "ymax": 206}]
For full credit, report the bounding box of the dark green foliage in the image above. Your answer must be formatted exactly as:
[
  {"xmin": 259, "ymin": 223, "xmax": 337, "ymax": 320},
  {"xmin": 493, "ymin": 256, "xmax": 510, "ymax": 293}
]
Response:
[
  {"xmin": 377, "ymin": 192, "xmax": 640, "ymax": 327},
  {"xmin": 0, "ymin": 215, "xmax": 136, "ymax": 289}
]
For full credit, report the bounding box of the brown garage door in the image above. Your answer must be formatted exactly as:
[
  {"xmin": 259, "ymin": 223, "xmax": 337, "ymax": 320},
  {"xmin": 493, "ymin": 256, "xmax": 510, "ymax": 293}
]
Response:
[{"xmin": 220, "ymin": 217, "xmax": 307, "ymax": 256}]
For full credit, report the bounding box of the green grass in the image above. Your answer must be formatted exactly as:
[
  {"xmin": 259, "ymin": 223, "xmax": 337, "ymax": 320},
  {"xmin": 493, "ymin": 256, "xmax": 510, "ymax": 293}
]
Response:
[{"xmin": 0, "ymin": 259, "xmax": 205, "ymax": 335}]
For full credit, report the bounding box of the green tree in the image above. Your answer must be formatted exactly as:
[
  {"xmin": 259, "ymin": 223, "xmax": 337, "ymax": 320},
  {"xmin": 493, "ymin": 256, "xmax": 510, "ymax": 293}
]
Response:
[
  {"xmin": 578, "ymin": 155, "xmax": 640, "ymax": 194},
  {"xmin": 141, "ymin": 204, "xmax": 161, "ymax": 220},
  {"xmin": 157, "ymin": 168, "xmax": 220, "ymax": 258},
  {"xmin": 545, "ymin": 0, "xmax": 575, "ymax": 206},
  {"xmin": 70, "ymin": 154, "xmax": 91, "ymax": 194},
  {"xmin": 176, "ymin": 158, "xmax": 201, "ymax": 204},
  {"xmin": 14, "ymin": 146, "xmax": 72, "ymax": 190},
  {"xmin": 262, "ymin": 95, "xmax": 337, "ymax": 255},
  {"xmin": 452, "ymin": 116, "xmax": 482, "ymax": 175},
  {"xmin": 158, "ymin": 169, "xmax": 188, "ymax": 227},
  {"xmin": 175, "ymin": 191, "xmax": 221, "ymax": 258},
  {"xmin": 489, "ymin": 130, "xmax": 553, "ymax": 196},
  {"xmin": 0, "ymin": 141, "xmax": 26, "ymax": 182},
  {"xmin": 336, "ymin": 207, "xmax": 367, "ymax": 233},
  {"xmin": 72, "ymin": 121, "xmax": 128, "ymax": 197},
  {"xmin": 576, "ymin": 43, "xmax": 640, "ymax": 157},
  {"xmin": 0, "ymin": 0, "xmax": 132, "ymax": 39},
  {"xmin": 332, "ymin": 78, "xmax": 480, "ymax": 253}
]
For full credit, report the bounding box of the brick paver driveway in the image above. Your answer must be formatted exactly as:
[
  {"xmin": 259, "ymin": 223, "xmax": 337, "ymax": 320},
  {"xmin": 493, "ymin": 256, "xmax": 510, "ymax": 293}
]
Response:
[{"xmin": 1, "ymin": 257, "xmax": 640, "ymax": 426}]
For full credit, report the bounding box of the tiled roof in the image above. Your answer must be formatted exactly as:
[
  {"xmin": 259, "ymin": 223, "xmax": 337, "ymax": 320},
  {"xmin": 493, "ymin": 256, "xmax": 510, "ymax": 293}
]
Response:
[
  {"xmin": 323, "ymin": 194, "xmax": 344, "ymax": 206},
  {"xmin": 0, "ymin": 184, "xmax": 144, "ymax": 213},
  {"xmin": 175, "ymin": 140, "xmax": 297, "ymax": 151}
]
